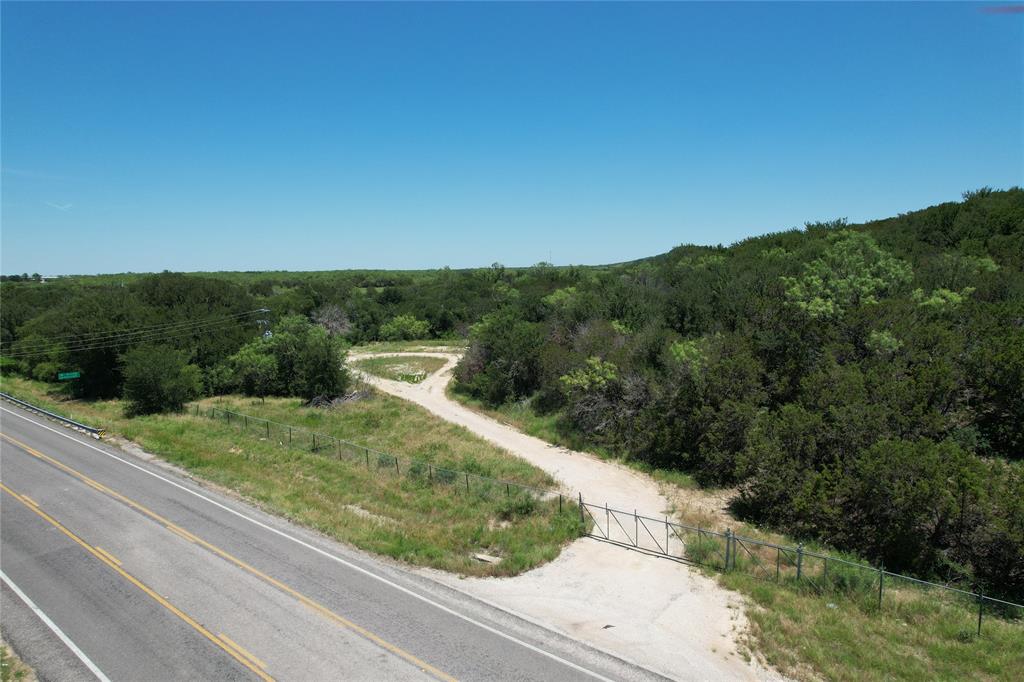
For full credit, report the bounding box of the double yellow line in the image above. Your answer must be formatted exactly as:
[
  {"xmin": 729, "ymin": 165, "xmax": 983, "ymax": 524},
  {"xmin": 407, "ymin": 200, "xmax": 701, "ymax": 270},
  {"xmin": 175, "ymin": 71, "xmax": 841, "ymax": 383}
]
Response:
[
  {"xmin": 0, "ymin": 432, "xmax": 455, "ymax": 682},
  {"xmin": 0, "ymin": 480, "xmax": 273, "ymax": 681}
]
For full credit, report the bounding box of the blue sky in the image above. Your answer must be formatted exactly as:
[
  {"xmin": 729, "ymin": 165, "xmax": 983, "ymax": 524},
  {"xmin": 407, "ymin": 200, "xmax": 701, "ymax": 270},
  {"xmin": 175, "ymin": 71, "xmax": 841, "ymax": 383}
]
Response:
[{"xmin": 2, "ymin": 2, "xmax": 1021, "ymax": 275}]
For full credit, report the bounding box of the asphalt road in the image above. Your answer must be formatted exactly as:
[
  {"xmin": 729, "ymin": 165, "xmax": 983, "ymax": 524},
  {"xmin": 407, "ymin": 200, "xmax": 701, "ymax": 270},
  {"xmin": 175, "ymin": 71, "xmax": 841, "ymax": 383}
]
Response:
[{"xmin": 0, "ymin": 402, "xmax": 669, "ymax": 682}]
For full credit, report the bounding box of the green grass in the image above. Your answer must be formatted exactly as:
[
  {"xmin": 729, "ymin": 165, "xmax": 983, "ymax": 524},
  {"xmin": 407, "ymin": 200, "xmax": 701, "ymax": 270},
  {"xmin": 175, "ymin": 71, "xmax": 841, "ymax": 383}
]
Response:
[
  {"xmin": 721, "ymin": 570, "xmax": 1023, "ymax": 682},
  {"xmin": 0, "ymin": 376, "xmax": 581, "ymax": 577},
  {"xmin": 352, "ymin": 355, "xmax": 448, "ymax": 383},
  {"xmin": 0, "ymin": 644, "xmax": 32, "ymax": 682},
  {"xmin": 447, "ymin": 382, "xmax": 1023, "ymax": 680},
  {"xmin": 349, "ymin": 338, "xmax": 466, "ymax": 354}
]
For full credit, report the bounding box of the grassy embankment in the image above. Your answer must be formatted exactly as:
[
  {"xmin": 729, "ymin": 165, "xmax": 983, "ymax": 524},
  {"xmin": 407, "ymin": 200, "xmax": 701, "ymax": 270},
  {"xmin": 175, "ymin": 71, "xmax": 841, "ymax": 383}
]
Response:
[
  {"xmin": 0, "ymin": 375, "xmax": 580, "ymax": 576},
  {"xmin": 351, "ymin": 355, "xmax": 448, "ymax": 384},
  {"xmin": 0, "ymin": 643, "xmax": 33, "ymax": 682},
  {"xmin": 447, "ymin": 383, "xmax": 1023, "ymax": 681}
]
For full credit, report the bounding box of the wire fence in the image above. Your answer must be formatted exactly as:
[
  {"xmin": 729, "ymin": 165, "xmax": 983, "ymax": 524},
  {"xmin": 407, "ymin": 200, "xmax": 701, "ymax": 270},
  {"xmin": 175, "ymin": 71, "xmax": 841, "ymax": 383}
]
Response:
[
  {"xmin": 190, "ymin": 402, "xmax": 1022, "ymax": 639},
  {"xmin": 194, "ymin": 403, "xmax": 565, "ymax": 510},
  {"xmin": 577, "ymin": 499, "xmax": 1023, "ymax": 637}
]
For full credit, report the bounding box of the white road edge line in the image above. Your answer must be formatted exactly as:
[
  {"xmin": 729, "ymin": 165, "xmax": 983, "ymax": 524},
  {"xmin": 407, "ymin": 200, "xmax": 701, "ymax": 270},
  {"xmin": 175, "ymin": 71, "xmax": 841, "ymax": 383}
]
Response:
[
  {"xmin": 0, "ymin": 406, "xmax": 617, "ymax": 682},
  {"xmin": 0, "ymin": 568, "xmax": 112, "ymax": 682}
]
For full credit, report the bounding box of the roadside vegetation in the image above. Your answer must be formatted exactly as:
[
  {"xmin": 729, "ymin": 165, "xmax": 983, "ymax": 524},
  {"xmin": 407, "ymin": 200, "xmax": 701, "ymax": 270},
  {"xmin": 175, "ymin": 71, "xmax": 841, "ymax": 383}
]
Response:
[
  {"xmin": 0, "ymin": 376, "xmax": 580, "ymax": 576},
  {"xmin": 452, "ymin": 383, "xmax": 1023, "ymax": 681},
  {"xmin": 352, "ymin": 355, "xmax": 447, "ymax": 383},
  {"xmin": 452, "ymin": 189, "xmax": 1024, "ymax": 606},
  {"xmin": 3, "ymin": 189, "xmax": 1022, "ymax": 679},
  {"xmin": 0, "ymin": 643, "xmax": 33, "ymax": 682}
]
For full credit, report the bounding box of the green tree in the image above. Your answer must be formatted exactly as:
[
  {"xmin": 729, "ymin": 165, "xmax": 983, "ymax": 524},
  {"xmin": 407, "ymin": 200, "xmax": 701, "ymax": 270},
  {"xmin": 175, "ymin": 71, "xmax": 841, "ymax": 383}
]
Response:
[
  {"xmin": 230, "ymin": 344, "xmax": 278, "ymax": 400},
  {"xmin": 121, "ymin": 345, "xmax": 202, "ymax": 416},
  {"xmin": 782, "ymin": 230, "xmax": 912, "ymax": 318},
  {"xmin": 379, "ymin": 314, "xmax": 430, "ymax": 341}
]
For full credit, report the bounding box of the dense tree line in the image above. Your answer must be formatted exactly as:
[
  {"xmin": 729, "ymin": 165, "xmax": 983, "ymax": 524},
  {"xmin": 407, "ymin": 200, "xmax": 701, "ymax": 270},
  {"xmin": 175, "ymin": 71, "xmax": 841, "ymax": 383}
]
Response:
[
  {"xmin": 3, "ymin": 189, "xmax": 1021, "ymax": 600},
  {"xmin": 454, "ymin": 189, "xmax": 1024, "ymax": 601}
]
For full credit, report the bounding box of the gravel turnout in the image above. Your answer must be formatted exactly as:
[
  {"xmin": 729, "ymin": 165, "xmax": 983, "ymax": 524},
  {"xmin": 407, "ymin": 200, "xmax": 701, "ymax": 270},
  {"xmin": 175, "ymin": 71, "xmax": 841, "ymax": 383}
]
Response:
[{"xmin": 349, "ymin": 351, "xmax": 784, "ymax": 681}]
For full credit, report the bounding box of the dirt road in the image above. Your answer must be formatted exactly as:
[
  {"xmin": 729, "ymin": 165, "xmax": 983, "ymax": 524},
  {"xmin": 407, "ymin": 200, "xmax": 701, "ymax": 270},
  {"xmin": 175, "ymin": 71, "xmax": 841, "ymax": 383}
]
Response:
[{"xmin": 349, "ymin": 352, "xmax": 782, "ymax": 681}]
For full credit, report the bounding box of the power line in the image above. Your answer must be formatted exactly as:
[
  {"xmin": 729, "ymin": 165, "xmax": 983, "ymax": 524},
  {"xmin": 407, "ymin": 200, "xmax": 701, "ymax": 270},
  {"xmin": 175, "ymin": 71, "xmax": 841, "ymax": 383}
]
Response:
[
  {"xmin": 3, "ymin": 311, "xmax": 264, "ymax": 348},
  {"xmin": 1, "ymin": 311, "xmax": 269, "ymax": 359},
  {"xmin": 1, "ymin": 310, "xmax": 267, "ymax": 352},
  {"xmin": 2, "ymin": 319, "xmax": 245, "ymax": 359}
]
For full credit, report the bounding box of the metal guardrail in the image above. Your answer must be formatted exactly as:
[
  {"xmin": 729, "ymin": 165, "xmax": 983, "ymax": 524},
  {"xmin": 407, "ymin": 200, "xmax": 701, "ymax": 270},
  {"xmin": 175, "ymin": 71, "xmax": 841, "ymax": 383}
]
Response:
[{"xmin": 0, "ymin": 392, "xmax": 105, "ymax": 438}]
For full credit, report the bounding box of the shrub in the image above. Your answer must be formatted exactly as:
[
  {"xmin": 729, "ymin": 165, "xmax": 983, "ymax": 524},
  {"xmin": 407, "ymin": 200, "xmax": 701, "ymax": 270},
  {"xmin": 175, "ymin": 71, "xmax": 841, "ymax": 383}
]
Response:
[{"xmin": 121, "ymin": 345, "xmax": 202, "ymax": 416}]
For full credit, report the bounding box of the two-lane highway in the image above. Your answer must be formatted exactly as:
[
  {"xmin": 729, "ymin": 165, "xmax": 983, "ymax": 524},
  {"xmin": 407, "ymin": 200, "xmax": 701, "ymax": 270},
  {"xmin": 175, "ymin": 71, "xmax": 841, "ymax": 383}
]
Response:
[{"xmin": 0, "ymin": 403, "xmax": 667, "ymax": 682}]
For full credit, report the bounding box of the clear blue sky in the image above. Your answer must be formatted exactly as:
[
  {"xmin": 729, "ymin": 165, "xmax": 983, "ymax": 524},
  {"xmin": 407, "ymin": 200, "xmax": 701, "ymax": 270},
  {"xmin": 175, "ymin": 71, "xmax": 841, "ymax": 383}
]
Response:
[{"xmin": 2, "ymin": 2, "xmax": 1021, "ymax": 275}]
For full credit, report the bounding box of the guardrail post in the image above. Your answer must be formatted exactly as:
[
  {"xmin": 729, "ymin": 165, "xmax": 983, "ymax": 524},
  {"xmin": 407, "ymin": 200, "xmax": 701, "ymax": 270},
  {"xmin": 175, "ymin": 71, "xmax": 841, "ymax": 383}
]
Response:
[{"xmin": 796, "ymin": 543, "xmax": 804, "ymax": 580}]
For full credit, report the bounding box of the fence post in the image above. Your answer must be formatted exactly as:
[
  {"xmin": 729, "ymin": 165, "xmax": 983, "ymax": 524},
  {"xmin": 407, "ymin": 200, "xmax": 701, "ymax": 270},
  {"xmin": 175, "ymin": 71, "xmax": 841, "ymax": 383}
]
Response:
[
  {"xmin": 266, "ymin": 422, "xmax": 270, "ymax": 439},
  {"xmin": 605, "ymin": 503, "xmax": 609, "ymax": 539},
  {"xmin": 977, "ymin": 594, "xmax": 984, "ymax": 637},
  {"xmin": 666, "ymin": 517, "xmax": 669, "ymax": 555},
  {"xmin": 465, "ymin": 472, "xmax": 470, "ymax": 493},
  {"xmin": 312, "ymin": 434, "xmax": 316, "ymax": 451},
  {"xmin": 796, "ymin": 543, "xmax": 804, "ymax": 581},
  {"xmin": 634, "ymin": 510, "xmax": 638, "ymax": 548},
  {"xmin": 288, "ymin": 427, "xmax": 292, "ymax": 444},
  {"xmin": 395, "ymin": 457, "xmax": 400, "ymax": 476},
  {"xmin": 776, "ymin": 547, "xmax": 781, "ymax": 581},
  {"xmin": 877, "ymin": 565, "xmax": 884, "ymax": 609},
  {"xmin": 365, "ymin": 449, "xmax": 370, "ymax": 468},
  {"xmin": 244, "ymin": 415, "xmax": 248, "ymax": 429},
  {"xmin": 559, "ymin": 494, "xmax": 563, "ymax": 514},
  {"xmin": 579, "ymin": 493, "xmax": 584, "ymax": 525},
  {"xmin": 507, "ymin": 483, "xmax": 510, "ymax": 497}
]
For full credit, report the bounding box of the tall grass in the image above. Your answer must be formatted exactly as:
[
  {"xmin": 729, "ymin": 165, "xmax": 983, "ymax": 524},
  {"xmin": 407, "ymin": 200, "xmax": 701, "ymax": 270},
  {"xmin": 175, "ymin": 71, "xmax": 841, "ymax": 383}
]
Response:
[{"xmin": 0, "ymin": 376, "xmax": 581, "ymax": 576}]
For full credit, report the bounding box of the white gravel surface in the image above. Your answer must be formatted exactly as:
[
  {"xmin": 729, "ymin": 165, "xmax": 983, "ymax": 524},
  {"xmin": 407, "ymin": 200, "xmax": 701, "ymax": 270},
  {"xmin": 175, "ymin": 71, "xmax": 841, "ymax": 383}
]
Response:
[{"xmin": 350, "ymin": 352, "xmax": 784, "ymax": 681}]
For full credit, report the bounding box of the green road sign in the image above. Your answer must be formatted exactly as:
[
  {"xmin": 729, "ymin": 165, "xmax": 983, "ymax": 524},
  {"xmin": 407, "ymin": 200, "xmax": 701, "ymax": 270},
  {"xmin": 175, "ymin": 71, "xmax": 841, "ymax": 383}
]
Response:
[{"xmin": 57, "ymin": 371, "xmax": 81, "ymax": 381}]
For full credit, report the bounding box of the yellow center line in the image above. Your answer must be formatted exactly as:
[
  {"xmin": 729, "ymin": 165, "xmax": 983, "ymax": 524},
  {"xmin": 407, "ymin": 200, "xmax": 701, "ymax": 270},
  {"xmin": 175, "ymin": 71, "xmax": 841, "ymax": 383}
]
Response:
[
  {"xmin": 0, "ymin": 481, "xmax": 274, "ymax": 682},
  {"xmin": 0, "ymin": 432, "xmax": 457, "ymax": 682},
  {"xmin": 93, "ymin": 546, "xmax": 123, "ymax": 566},
  {"xmin": 219, "ymin": 633, "xmax": 268, "ymax": 670},
  {"xmin": 21, "ymin": 495, "xmax": 39, "ymax": 507},
  {"xmin": 165, "ymin": 524, "xmax": 198, "ymax": 544}
]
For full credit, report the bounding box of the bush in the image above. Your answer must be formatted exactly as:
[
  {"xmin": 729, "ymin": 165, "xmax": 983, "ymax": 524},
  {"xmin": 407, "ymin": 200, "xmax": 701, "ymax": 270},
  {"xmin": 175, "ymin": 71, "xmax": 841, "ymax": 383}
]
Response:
[
  {"xmin": 121, "ymin": 345, "xmax": 202, "ymax": 416},
  {"xmin": 379, "ymin": 314, "xmax": 430, "ymax": 341}
]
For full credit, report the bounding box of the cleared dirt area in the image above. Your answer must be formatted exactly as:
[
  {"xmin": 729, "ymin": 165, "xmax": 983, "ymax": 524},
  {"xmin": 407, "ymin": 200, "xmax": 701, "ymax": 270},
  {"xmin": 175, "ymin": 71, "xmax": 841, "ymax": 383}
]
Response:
[{"xmin": 349, "ymin": 351, "xmax": 783, "ymax": 681}]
